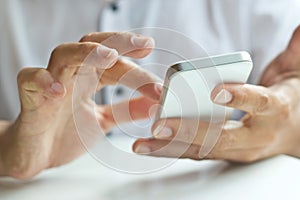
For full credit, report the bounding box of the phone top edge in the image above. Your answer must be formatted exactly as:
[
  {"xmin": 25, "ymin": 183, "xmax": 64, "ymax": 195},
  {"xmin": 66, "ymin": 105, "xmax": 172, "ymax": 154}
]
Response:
[{"xmin": 166, "ymin": 51, "xmax": 252, "ymax": 80}]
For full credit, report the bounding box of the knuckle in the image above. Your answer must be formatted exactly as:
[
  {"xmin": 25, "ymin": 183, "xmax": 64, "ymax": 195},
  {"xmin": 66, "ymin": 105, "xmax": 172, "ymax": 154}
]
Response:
[
  {"xmin": 50, "ymin": 44, "xmax": 66, "ymax": 58},
  {"xmin": 105, "ymin": 32, "xmax": 123, "ymax": 41},
  {"xmin": 80, "ymin": 32, "xmax": 120, "ymax": 43},
  {"xmin": 17, "ymin": 68, "xmax": 28, "ymax": 84},
  {"xmin": 33, "ymin": 69, "xmax": 48, "ymax": 81},
  {"xmin": 232, "ymin": 88, "xmax": 247, "ymax": 107},
  {"xmin": 17, "ymin": 68, "xmax": 39, "ymax": 89},
  {"xmin": 32, "ymin": 70, "xmax": 48, "ymax": 87},
  {"xmin": 74, "ymin": 42, "xmax": 98, "ymax": 55},
  {"xmin": 257, "ymin": 132, "xmax": 277, "ymax": 148},
  {"xmin": 79, "ymin": 32, "xmax": 96, "ymax": 42},
  {"xmin": 254, "ymin": 93, "xmax": 270, "ymax": 114},
  {"xmin": 51, "ymin": 43, "xmax": 94, "ymax": 58},
  {"xmin": 264, "ymin": 133, "xmax": 277, "ymax": 146},
  {"xmin": 184, "ymin": 121, "xmax": 199, "ymax": 143},
  {"xmin": 101, "ymin": 32, "xmax": 126, "ymax": 46},
  {"xmin": 277, "ymin": 97, "xmax": 290, "ymax": 119},
  {"xmin": 216, "ymin": 131, "xmax": 236, "ymax": 150},
  {"xmin": 80, "ymin": 41, "xmax": 96, "ymax": 47},
  {"xmin": 50, "ymin": 43, "xmax": 98, "ymax": 66},
  {"xmin": 17, "ymin": 68, "xmax": 51, "ymax": 92}
]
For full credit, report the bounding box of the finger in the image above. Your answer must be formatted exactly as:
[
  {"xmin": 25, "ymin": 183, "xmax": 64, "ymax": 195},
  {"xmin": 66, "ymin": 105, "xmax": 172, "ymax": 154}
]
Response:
[
  {"xmin": 17, "ymin": 68, "xmax": 65, "ymax": 110},
  {"xmin": 151, "ymin": 118, "xmax": 256, "ymax": 148},
  {"xmin": 134, "ymin": 118, "xmax": 278, "ymax": 161},
  {"xmin": 80, "ymin": 32, "xmax": 155, "ymax": 58},
  {"xmin": 287, "ymin": 25, "xmax": 300, "ymax": 56},
  {"xmin": 259, "ymin": 54, "xmax": 283, "ymax": 86},
  {"xmin": 133, "ymin": 138, "xmax": 201, "ymax": 159},
  {"xmin": 47, "ymin": 42, "xmax": 118, "ymax": 99},
  {"xmin": 133, "ymin": 125, "xmax": 256, "ymax": 161},
  {"xmin": 151, "ymin": 118, "xmax": 206, "ymax": 145},
  {"xmin": 47, "ymin": 42, "xmax": 161, "ymax": 100},
  {"xmin": 99, "ymin": 96, "xmax": 157, "ymax": 129},
  {"xmin": 128, "ymin": 96, "xmax": 158, "ymax": 121},
  {"xmin": 211, "ymin": 84, "xmax": 285, "ymax": 116},
  {"xmin": 260, "ymin": 25, "xmax": 300, "ymax": 86},
  {"xmin": 47, "ymin": 43, "xmax": 118, "ymax": 82},
  {"xmin": 133, "ymin": 138, "xmax": 272, "ymax": 163},
  {"xmin": 259, "ymin": 51, "xmax": 297, "ymax": 86},
  {"xmin": 132, "ymin": 138, "xmax": 234, "ymax": 160},
  {"xmin": 100, "ymin": 58, "xmax": 163, "ymax": 100},
  {"xmin": 80, "ymin": 32, "xmax": 159, "ymax": 99},
  {"xmin": 151, "ymin": 118, "xmax": 248, "ymax": 149}
]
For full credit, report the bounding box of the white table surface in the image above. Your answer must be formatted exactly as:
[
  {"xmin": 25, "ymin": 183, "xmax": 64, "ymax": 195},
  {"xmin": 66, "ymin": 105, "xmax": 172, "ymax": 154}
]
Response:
[{"xmin": 1, "ymin": 136, "xmax": 300, "ymax": 200}]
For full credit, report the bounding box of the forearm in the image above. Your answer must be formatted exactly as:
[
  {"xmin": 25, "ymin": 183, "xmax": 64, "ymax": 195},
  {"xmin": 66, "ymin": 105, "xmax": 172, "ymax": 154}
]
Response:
[{"xmin": 0, "ymin": 120, "xmax": 13, "ymax": 176}]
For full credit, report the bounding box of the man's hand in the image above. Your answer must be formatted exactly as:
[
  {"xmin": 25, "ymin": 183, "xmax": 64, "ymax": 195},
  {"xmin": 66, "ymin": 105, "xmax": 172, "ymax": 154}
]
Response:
[
  {"xmin": 133, "ymin": 25, "xmax": 300, "ymax": 163},
  {"xmin": 0, "ymin": 32, "xmax": 161, "ymax": 179}
]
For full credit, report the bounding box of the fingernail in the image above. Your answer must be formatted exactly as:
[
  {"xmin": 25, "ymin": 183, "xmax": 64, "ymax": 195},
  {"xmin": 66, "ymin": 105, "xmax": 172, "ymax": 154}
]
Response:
[
  {"xmin": 153, "ymin": 125, "xmax": 172, "ymax": 138},
  {"xmin": 213, "ymin": 89, "xmax": 232, "ymax": 104},
  {"xmin": 223, "ymin": 120, "xmax": 243, "ymax": 130},
  {"xmin": 154, "ymin": 83, "xmax": 163, "ymax": 95},
  {"xmin": 135, "ymin": 145, "xmax": 151, "ymax": 154},
  {"xmin": 149, "ymin": 104, "xmax": 159, "ymax": 119},
  {"xmin": 131, "ymin": 35, "xmax": 155, "ymax": 48},
  {"xmin": 51, "ymin": 82, "xmax": 64, "ymax": 93},
  {"xmin": 97, "ymin": 45, "xmax": 118, "ymax": 58}
]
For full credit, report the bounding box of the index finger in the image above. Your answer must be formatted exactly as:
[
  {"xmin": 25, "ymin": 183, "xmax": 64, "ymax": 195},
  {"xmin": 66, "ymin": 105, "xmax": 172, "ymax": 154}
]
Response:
[
  {"xmin": 46, "ymin": 38, "xmax": 160, "ymax": 101},
  {"xmin": 100, "ymin": 58, "xmax": 162, "ymax": 100},
  {"xmin": 80, "ymin": 32, "xmax": 155, "ymax": 58},
  {"xmin": 81, "ymin": 32, "xmax": 161, "ymax": 100}
]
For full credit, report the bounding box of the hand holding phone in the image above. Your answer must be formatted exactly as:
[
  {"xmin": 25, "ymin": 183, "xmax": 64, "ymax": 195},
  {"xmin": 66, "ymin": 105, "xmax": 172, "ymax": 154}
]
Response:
[{"xmin": 156, "ymin": 51, "xmax": 253, "ymax": 121}]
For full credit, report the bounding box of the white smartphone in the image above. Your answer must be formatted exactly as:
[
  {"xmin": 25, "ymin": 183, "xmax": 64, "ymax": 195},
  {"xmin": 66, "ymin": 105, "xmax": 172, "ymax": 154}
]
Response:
[{"xmin": 156, "ymin": 51, "xmax": 253, "ymax": 121}]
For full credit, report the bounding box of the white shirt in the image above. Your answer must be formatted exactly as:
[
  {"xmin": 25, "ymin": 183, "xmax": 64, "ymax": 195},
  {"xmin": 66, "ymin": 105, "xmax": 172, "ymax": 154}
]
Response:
[{"xmin": 1, "ymin": 0, "xmax": 300, "ymax": 126}]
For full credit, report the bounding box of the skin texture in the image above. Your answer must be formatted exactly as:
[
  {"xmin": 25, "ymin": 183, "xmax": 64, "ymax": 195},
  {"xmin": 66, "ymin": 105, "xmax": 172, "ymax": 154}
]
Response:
[
  {"xmin": 133, "ymin": 25, "xmax": 300, "ymax": 163},
  {"xmin": 0, "ymin": 32, "xmax": 161, "ymax": 179}
]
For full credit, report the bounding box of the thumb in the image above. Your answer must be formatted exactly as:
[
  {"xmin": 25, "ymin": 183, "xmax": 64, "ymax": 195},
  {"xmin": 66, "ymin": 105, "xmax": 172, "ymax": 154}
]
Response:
[
  {"xmin": 17, "ymin": 68, "xmax": 65, "ymax": 111},
  {"xmin": 260, "ymin": 25, "xmax": 300, "ymax": 86},
  {"xmin": 288, "ymin": 24, "xmax": 300, "ymax": 55}
]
